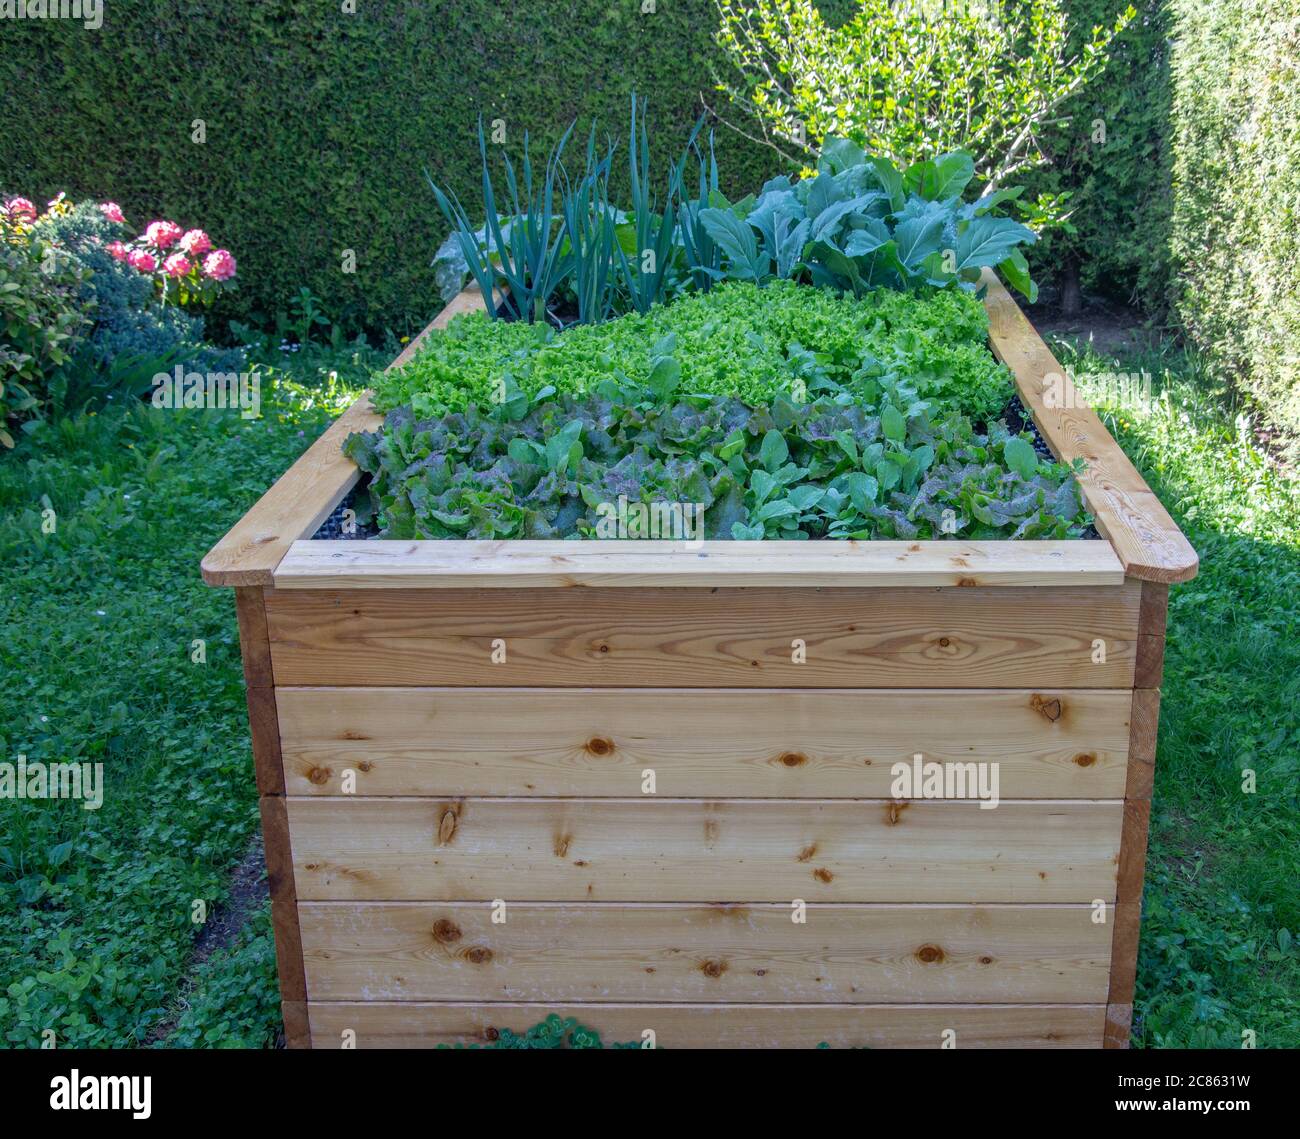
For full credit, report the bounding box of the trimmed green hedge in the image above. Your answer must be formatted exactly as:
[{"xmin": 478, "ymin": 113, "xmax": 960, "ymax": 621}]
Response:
[
  {"xmin": 1028, "ymin": 0, "xmax": 1173, "ymax": 308},
  {"xmin": 0, "ymin": 1, "xmax": 854, "ymax": 336},
  {"xmin": 1168, "ymin": 2, "xmax": 1300, "ymax": 452}
]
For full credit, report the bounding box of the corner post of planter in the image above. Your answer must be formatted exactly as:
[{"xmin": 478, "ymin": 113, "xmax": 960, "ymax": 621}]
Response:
[
  {"xmin": 234, "ymin": 585, "xmax": 308, "ymax": 1048},
  {"xmin": 1105, "ymin": 579, "xmax": 1169, "ymax": 1048}
]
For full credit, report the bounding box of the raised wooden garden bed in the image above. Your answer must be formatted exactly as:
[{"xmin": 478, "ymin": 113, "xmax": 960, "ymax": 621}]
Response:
[{"xmin": 202, "ymin": 271, "xmax": 1196, "ymax": 1049}]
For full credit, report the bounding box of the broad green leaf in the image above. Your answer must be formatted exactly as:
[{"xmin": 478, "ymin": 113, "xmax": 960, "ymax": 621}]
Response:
[
  {"xmin": 893, "ymin": 213, "xmax": 946, "ymax": 270},
  {"xmin": 881, "ymin": 404, "xmax": 906, "ymax": 442},
  {"xmin": 954, "ymin": 216, "xmax": 1037, "ymax": 271},
  {"xmin": 1004, "ymin": 436, "xmax": 1039, "ymax": 479},
  {"xmin": 998, "ymin": 249, "xmax": 1038, "ymax": 303},
  {"xmin": 699, "ymin": 208, "xmax": 767, "ymax": 280},
  {"xmin": 647, "ymin": 356, "xmax": 682, "ymax": 400},
  {"xmin": 759, "ymin": 429, "xmax": 790, "ymax": 472}
]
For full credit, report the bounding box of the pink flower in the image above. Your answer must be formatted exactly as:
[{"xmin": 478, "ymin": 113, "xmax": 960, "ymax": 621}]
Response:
[
  {"xmin": 202, "ymin": 248, "xmax": 237, "ymax": 281},
  {"xmin": 163, "ymin": 252, "xmax": 192, "ymax": 278},
  {"xmin": 5, "ymin": 197, "xmax": 36, "ymax": 222},
  {"xmin": 144, "ymin": 220, "xmax": 183, "ymax": 248},
  {"xmin": 99, "ymin": 201, "xmax": 126, "ymax": 224},
  {"xmin": 179, "ymin": 228, "xmax": 210, "ymax": 256},
  {"xmin": 128, "ymin": 249, "xmax": 158, "ymax": 273},
  {"xmin": 107, "ymin": 241, "xmax": 130, "ymax": 262}
]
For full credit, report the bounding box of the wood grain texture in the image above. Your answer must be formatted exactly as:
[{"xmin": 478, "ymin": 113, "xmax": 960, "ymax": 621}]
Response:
[
  {"xmin": 234, "ymin": 588, "xmax": 284, "ymax": 796},
  {"xmin": 201, "ymin": 395, "xmax": 382, "ymax": 587},
  {"xmin": 306, "ymin": 1000, "xmax": 1105, "ymax": 1048},
  {"xmin": 278, "ymin": 687, "xmax": 1132, "ymax": 798},
  {"xmin": 273, "ymin": 539, "xmax": 1124, "ymax": 590},
  {"xmin": 983, "ymin": 270, "xmax": 1197, "ymax": 584},
  {"xmin": 299, "ymin": 901, "xmax": 1112, "ymax": 1004},
  {"xmin": 1125, "ymin": 689, "xmax": 1161, "ymax": 800},
  {"xmin": 201, "ymin": 287, "xmax": 489, "ymax": 588},
  {"xmin": 281, "ymin": 999, "xmax": 310, "ymax": 1050},
  {"xmin": 265, "ymin": 583, "xmax": 1141, "ymax": 689},
  {"xmin": 1105, "ymin": 799, "xmax": 1152, "ymax": 1048},
  {"xmin": 234, "ymin": 587, "xmax": 274, "ymax": 688},
  {"xmin": 260, "ymin": 796, "xmax": 306, "ymax": 1003},
  {"xmin": 287, "ymin": 797, "xmax": 1124, "ymax": 903}
]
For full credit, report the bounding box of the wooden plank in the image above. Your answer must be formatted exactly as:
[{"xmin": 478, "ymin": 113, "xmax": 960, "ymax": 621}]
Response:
[
  {"xmin": 281, "ymin": 999, "xmax": 310, "ymax": 1050},
  {"xmin": 201, "ymin": 286, "xmax": 490, "ymax": 588},
  {"xmin": 287, "ymin": 797, "xmax": 1124, "ymax": 903},
  {"xmin": 1105, "ymin": 798, "xmax": 1153, "ymax": 1048},
  {"xmin": 306, "ymin": 1000, "xmax": 1105, "ymax": 1048},
  {"xmin": 1125, "ymin": 689, "xmax": 1161, "ymax": 800},
  {"xmin": 273, "ymin": 539, "xmax": 1125, "ymax": 590},
  {"xmin": 234, "ymin": 587, "xmax": 285, "ymax": 796},
  {"xmin": 234, "ymin": 586, "xmax": 275, "ymax": 688},
  {"xmin": 201, "ymin": 395, "xmax": 383, "ymax": 587},
  {"xmin": 982, "ymin": 270, "xmax": 1198, "ymax": 584},
  {"xmin": 260, "ymin": 796, "xmax": 306, "ymax": 1003},
  {"xmin": 299, "ymin": 901, "xmax": 1113, "ymax": 1004},
  {"xmin": 264, "ymin": 583, "xmax": 1141, "ymax": 689},
  {"xmin": 278, "ymin": 687, "xmax": 1133, "ymax": 798}
]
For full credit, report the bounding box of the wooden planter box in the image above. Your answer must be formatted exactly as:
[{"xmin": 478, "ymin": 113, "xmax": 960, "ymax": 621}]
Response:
[{"xmin": 202, "ymin": 271, "xmax": 1196, "ymax": 1049}]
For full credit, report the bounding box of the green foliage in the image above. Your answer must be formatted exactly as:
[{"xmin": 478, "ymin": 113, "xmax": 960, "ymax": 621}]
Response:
[
  {"xmin": 1025, "ymin": 0, "xmax": 1172, "ymax": 306},
  {"xmin": 1051, "ymin": 335, "xmax": 1300, "ymax": 1046},
  {"xmin": 429, "ymin": 121, "xmax": 578, "ymax": 325},
  {"xmin": 693, "ymin": 140, "xmax": 1038, "ymax": 299},
  {"xmin": 378, "ymin": 280, "xmax": 1014, "ymax": 425},
  {"xmin": 0, "ymin": 210, "xmax": 94, "ymax": 446},
  {"xmin": 32, "ymin": 202, "xmax": 244, "ymax": 398},
  {"xmin": 158, "ymin": 902, "xmax": 282, "ymax": 1049},
  {"xmin": 439, "ymin": 1013, "xmax": 641, "ymax": 1049},
  {"xmin": 0, "ymin": 1, "xmax": 821, "ymax": 335},
  {"xmin": 712, "ymin": 0, "xmax": 1134, "ymax": 229},
  {"xmin": 1166, "ymin": 1, "xmax": 1300, "ymax": 458},
  {"xmin": 346, "ymin": 380, "xmax": 1088, "ymax": 541},
  {"xmin": 0, "ymin": 350, "xmax": 367, "ymax": 1047}
]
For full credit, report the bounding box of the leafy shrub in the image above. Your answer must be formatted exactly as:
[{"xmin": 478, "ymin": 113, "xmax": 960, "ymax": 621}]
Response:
[
  {"xmin": 348, "ymin": 368, "xmax": 1088, "ymax": 542},
  {"xmin": 378, "ymin": 280, "xmax": 1014, "ymax": 424},
  {"xmin": 711, "ymin": 0, "xmax": 1134, "ymax": 231},
  {"xmin": 0, "ymin": 0, "xmax": 811, "ymax": 334},
  {"xmin": 32, "ymin": 201, "xmax": 245, "ymax": 401},
  {"xmin": 1168, "ymin": 1, "xmax": 1300, "ymax": 457},
  {"xmin": 693, "ymin": 139, "xmax": 1039, "ymax": 300},
  {"xmin": 0, "ymin": 197, "xmax": 95, "ymax": 446}
]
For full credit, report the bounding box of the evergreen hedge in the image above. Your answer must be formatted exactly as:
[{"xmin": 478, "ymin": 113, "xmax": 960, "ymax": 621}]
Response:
[
  {"xmin": 1168, "ymin": 1, "xmax": 1300, "ymax": 451},
  {"xmin": 2, "ymin": 2, "xmax": 1298, "ymax": 449},
  {"xmin": 0, "ymin": 0, "xmax": 835, "ymax": 335}
]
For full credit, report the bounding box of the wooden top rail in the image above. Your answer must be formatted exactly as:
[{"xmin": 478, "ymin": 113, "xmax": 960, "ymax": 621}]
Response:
[
  {"xmin": 271, "ymin": 538, "xmax": 1124, "ymax": 589},
  {"xmin": 203, "ymin": 274, "xmax": 1194, "ymax": 589},
  {"xmin": 201, "ymin": 285, "xmax": 490, "ymax": 587},
  {"xmin": 981, "ymin": 270, "xmax": 1198, "ymax": 584}
]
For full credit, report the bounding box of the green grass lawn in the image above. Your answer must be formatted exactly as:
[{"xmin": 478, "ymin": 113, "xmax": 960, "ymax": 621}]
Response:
[
  {"xmin": 0, "ymin": 333, "xmax": 1295, "ymax": 1048},
  {"xmin": 0, "ymin": 343, "xmax": 375, "ymax": 1047},
  {"xmin": 1051, "ymin": 338, "xmax": 1300, "ymax": 1048}
]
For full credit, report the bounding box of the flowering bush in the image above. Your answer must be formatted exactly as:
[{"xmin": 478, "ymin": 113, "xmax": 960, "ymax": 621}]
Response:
[
  {"xmin": 0, "ymin": 193, "xmax": 246, "ymax": 448},
  {"xmin": 102, "ymin": 206, "xmax": 237, "ymax": 307},
  {"xmin": 0, "ymin": 195, "xmax": 95, "ymax": 446}
]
